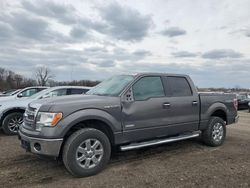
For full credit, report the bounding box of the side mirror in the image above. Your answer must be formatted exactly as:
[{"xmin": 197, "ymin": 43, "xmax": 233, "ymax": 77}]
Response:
[
  {"xmin": 41, "ymin": 94, "xmax": 50, "ymax": 99},
  {"xmin": 17, "ymin": 93, "xmax": 23, "ymax": 98},
  {"xmin": 122, "ymin": 88, "xmax": 134, "ymax": 103}
]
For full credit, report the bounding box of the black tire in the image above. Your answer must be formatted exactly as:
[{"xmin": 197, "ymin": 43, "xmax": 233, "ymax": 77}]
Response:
[
  {"xmin": 63, "ymin": 128, "xmax": 111, "ymax": 177},
  {"xmin": 201, "ymin": 116, "xmax": 226, "ymax": 147},
  {"xmin": 2, "ymin": 112, "xmax": 23, "ymax": 135}
]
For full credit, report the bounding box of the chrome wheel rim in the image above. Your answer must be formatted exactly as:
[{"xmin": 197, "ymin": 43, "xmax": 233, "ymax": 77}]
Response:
[
  {"xmin": 76, "ymin": 139, "xmax": 104, "ymax": 169},
  {"xmin": 8, "ymin": 116, "xmax": 23, "ymax": 133},
  {"xmin": 212, "ymin": 123, "xmax": 224, "ymax": 142}
]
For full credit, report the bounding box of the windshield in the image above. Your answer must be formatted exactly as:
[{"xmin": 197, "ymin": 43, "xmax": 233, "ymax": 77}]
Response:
[
  {"xmin": 87, "ymin": 75, "xmax": 134, "ymax": 96},
  {"xmin": 29, "ymin": 88, "xmax": 51, "ymax": 99},
  {"xmin": 2, "ymin": 89, "xmax": 19, "ymax": 96}
]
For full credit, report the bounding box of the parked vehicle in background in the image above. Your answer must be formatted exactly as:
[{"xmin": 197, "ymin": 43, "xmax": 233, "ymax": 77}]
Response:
[
  {"xmin": 248, "ymin": 102, "xmax": 250, "ymax": 113},
  {"xmin": 0, "ymin": 87, "xmax": 48, "ymax": 101},
  {"xmin": 0, "ymin": 89, "xmax": 20, "ymax": 97},
  {"xmin": 236, "ymin": 94, "xmax": 250, "ymax": 110},
  {"xmin": 0, "ymin": 86, "xmax": 91, "ymax": 135},
  {"xmin": 18, "ymin": 73, "xmax": 238, "ymax": 177}
]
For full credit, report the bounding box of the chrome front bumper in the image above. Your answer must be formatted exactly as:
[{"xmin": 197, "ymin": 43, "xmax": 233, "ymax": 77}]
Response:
[{"xmin": 18, "ymin": 131, "xmax": 63, "ymax": 157}]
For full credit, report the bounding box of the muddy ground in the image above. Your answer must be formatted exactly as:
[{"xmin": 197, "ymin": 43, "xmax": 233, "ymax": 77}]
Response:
[{"xmin": 0, "ymin": 111, "xmax": 249, "ymax": 188}]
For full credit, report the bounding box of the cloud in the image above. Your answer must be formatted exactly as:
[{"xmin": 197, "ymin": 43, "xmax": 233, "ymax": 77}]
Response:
[
  {"xmin": 202, "ymin": 49, "xmax": 243, "ymax": 59},
  {"xmin": 84, "ymin": 47, "xmax": 108, "ymax": 53},
  {"xmin": 0, "ymin": 22, "xmax": 12, "ymax": 38},
  {"xmin": 172, "ymin": 51, "xmax": 198, "ymax": 58},
  {"xmin": 0, "ymin": 11, "xmax": 73, "ymax": 45},
  {"xmin": 98, "ymin": 2, "xmax": 152, "ymax": 41},
  {"xmin": 70, "ymin": 26, "xmax": 88, "ymax": 39},
  {"xmin": 132, "ymin": 50, "xmax": 152, "ymax": 57},
  {"xmin": 21, "ymin": 0, "xmax": 77, "ymax": 24},
  {"xmin": 7, "ymin": 13, "xmax": 49, "ymax": 40},
  {"xmin": 246, "ymin": 31, "xmax": 250, "ymax": 37},
  {"xmin": 161, "ymin": 27, "xmax": 186, "ymax": 37},
  {"xmin": 90, "ymin": 60, "xmax": 115, "ymax": 67}
]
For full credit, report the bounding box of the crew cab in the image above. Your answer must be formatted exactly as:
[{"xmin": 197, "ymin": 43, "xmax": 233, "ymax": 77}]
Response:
[
  {"xmin": 18, "ymin": 73, "xmax": 238, "ymax": 177},
  {"xmin": 0, "ymin": 86, "xmax": 91, "ymax": 135}
]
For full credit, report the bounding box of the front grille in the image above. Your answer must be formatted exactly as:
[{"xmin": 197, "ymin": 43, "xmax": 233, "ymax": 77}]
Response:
[{"xmin": 23, "ymin": 106, "xmax": 37, "ymax": 130}]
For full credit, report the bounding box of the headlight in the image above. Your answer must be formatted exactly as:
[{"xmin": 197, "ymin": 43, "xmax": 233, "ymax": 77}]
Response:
[
  {"xmin": 248, "ymin": 102, "xmax": 250, "ymax": 106},
  {"xmin": 36, "ymin": 112, "xmax": 62, "ymax": 131}
]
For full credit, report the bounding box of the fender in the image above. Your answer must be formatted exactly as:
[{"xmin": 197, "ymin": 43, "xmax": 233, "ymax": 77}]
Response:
[
  {"xmin": 201, "ymin": 102, "xmax": 228, "ymax": 121},
  {"xmin": 39, "ymin": 108, "xmax": 122, "ymax": 139}
]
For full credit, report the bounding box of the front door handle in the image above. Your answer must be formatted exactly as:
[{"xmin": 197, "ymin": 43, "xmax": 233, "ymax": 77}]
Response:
[
  {"xmin": 163, "ymin": 103, "xmax": 171, "ymax": 108},
  {"xmin": 192, "ymin": 101, "xmax": 198, "ymax": 106}
]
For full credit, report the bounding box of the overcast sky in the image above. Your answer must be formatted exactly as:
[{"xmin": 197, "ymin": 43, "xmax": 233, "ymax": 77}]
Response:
[{"xmin": 0, "ymin": 0, "xmax": 250, "ymax": 88}]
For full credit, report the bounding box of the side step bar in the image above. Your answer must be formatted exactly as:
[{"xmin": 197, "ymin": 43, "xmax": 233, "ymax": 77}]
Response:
[{"xmin": 120, "ymin": 131, "xmax": 201, "ymax": 151}]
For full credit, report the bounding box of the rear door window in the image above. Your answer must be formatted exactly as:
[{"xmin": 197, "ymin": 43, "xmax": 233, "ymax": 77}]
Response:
[
  {"xmin": 70, "ymin": 88, "xmax": 85, "ymax": 95},
  {"xmin": 166, "ymin": 77, "xmax": 192, "ymax": 97},
  {"xmin": 48, "ymin": 89, "xmax": 67, "ymax": 97}
]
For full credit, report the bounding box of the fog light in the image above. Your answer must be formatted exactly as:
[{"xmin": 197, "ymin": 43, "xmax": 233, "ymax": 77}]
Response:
[{"xmin": 34, "ymin": 143, "xmax": 41, "ymax": 152}]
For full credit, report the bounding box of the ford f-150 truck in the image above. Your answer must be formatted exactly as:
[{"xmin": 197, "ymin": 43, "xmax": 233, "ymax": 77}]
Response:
[{"xmin": 18, "ymin": 73, "xmax": 238, "ymax": 177}]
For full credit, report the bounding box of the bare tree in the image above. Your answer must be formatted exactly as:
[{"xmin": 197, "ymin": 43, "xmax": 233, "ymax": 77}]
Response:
[{"xmin": 35, "ymin": 66, "xmax": 54, "ymax": 86}]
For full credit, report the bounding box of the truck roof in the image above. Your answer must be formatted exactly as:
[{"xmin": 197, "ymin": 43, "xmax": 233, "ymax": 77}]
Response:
[{"xmin": 131, "ymin": 72, "xmax": 189, "ymax": 78}]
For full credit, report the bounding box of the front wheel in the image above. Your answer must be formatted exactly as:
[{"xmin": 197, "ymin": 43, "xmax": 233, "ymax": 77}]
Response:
[
  {"xmin": 63, "ymin": 128, "xmax": 111, "ymax": 177},
  {"xmin": 2, "ymin": 112, "xmax": 23, "ymax": 135},
  {"xmin": 201, "ymin": 117, "xmax": 226, "ymax": 147}
]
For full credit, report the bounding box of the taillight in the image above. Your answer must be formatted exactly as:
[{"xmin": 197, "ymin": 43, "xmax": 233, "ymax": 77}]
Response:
[{"xmin": 233, "ymin": 98, "xmax": 238, "ymax": 110}]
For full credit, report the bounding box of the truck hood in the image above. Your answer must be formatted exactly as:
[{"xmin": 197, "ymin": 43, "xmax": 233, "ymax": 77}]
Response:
[{"xmin": 30, "ymin": 94, "xmax": 121, "ymax": 116}]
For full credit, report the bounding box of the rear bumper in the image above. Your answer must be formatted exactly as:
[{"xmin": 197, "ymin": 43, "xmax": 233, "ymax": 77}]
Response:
[{"xmin": 18, "ymin": 130, "xmax": 63, "ymax": 157}]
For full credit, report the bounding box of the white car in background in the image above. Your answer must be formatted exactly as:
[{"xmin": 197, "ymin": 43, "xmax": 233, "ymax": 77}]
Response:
[
  {"xmin": 0, "ymin": 86, "xmax": 91, "ymax": 135},
  {"xmin": 0, "ymin": 87, "xmax": 48, "ymax": 101}
]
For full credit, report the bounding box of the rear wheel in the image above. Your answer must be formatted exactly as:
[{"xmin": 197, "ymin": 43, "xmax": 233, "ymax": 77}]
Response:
[
  {"xmin": 63, "ymin": 128, "xmax": 111, "ymax": 177},
  {"xmin": 2, "ymin": 112, "xmax": 23, "ymax": 135},
  {"xmin": 202, "ymin": 117, "xmax": 226, "ymax": 147}
]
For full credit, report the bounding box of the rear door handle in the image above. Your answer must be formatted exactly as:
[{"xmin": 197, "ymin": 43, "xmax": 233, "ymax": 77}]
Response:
[
  {"xmin": 192, "ymin": 101, "xmax": 198, "ymax": 106},
  {"xmin": 163, "ymin": 103, "xmax": 171, "ymax": 108}
]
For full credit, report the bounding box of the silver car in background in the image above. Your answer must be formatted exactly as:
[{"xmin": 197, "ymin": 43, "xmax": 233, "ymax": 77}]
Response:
[
  {"xmin": 0, "ymin": 86, "xmax": 91, "ymax": 135},
  {"xmin": 0, "ymin": 87, "xmax": 48, "ymax": 101}
]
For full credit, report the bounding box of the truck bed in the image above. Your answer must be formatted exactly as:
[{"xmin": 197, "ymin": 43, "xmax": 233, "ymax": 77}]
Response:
[{"xmin": 199, "ymin": 92, "xmax": 237, "ymax": 129}]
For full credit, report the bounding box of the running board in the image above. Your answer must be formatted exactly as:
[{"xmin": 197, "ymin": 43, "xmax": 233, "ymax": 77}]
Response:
[{"xmin": 120, "ymin": 131, "xmax": 201, "ymax": 151}]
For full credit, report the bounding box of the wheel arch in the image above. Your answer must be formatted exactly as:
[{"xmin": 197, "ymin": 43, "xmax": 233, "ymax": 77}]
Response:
[
  {"xmin": 64, "ymin": 119, "xmax": 115, "ymax": 146},
  {"xmin": 210, "ymin": 109, "xmax": 227, "ymax": 123},
  {"xmin": 0, "ymin": 107, "xmax": 26, "ymax": 126},
  {"xmin": 205, "ymin": 102, "xmax": 228, "ymax": 124}
]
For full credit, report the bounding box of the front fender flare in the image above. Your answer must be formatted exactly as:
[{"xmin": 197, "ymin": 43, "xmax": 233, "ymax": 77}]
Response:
[{"xmin": 47, "ymin": 109, "xmax": 122, "ymax": 138}]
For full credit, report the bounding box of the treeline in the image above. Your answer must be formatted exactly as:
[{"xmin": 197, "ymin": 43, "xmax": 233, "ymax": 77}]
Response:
[
  {"xmin": 198, "ymin": 87, "xmax": 250, "ymax": 93},
  {"xmin": 0, "ymin": 68, "xmax": 37, "ymax": 90},
  {"xmin": 1, "ymin": 67, "xmax": 249, "ymax": 92},
  {"xmin": 0, "ymin": 67, "xmax": 99, "ymax": 91},
  {"xmin": 48, "ymin": 80, "xmax": 100, "ymax": 87}
]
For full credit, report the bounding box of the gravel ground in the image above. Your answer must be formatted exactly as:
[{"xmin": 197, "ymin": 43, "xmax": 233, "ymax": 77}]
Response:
[{"xmin": 0, "ymin": 111, "xmax": 249, "ymax": 188}]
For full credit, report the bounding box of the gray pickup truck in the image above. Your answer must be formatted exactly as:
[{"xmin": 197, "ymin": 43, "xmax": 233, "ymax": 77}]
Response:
[{"xmin": 18, "ymin": 73, "xmax": 238, "ymax": 177}]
